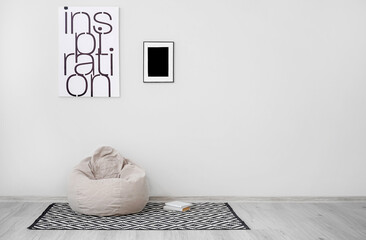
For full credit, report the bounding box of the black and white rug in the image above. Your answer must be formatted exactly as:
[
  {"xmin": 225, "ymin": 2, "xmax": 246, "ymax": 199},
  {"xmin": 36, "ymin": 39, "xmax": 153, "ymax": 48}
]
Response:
[{"xmin": 28, "ymin": 202, "xmax": 250, "ymax": 230}]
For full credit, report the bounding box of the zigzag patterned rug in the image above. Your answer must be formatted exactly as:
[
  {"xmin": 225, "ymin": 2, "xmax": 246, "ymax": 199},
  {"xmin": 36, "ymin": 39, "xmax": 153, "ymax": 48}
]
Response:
[{"xmin": 28, "ymin": 202, "xmax": 250, "ymax": 230}]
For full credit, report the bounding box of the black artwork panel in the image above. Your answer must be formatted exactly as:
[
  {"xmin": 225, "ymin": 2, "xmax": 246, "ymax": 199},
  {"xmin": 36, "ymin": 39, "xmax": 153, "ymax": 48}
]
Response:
[{"xmin": 148, "ymin": 47, "xmax": 169, "ymax": 77}]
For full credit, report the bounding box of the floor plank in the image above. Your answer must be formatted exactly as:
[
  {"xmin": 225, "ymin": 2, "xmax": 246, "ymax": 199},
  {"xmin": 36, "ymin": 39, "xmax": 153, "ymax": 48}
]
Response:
[{"xmin": 0, "ymin": 201, "xmax": 365, "ymax": 240}]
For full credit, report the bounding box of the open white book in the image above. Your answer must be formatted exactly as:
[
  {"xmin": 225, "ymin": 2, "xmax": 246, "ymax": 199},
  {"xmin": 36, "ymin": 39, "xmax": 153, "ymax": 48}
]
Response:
[
  {"xmin": 163, "ymin": 205, "xmax": 190, "ymax": 212},
  {"xmin": 165, "ymin": 201, "xmax": 192, "ymax": 208},
  {"xmin": 163, "ymin": 201, "xmax": 193, "ymax": 212}
]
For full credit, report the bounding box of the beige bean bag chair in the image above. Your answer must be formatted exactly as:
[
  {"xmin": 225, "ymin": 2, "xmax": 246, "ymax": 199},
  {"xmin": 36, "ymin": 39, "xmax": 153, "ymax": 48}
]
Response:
[{"xmin": 68, "ymin": 146, "xmax": 149, "ymax": 216}]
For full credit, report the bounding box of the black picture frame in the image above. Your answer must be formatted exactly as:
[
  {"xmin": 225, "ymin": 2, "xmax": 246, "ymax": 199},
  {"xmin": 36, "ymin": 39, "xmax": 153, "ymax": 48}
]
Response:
[{"xmin": 143, "ymin": 41, "xmax": 174, "ymax": 83}]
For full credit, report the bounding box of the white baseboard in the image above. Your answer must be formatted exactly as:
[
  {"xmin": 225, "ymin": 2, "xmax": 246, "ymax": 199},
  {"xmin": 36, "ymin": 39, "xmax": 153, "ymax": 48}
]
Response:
[
  {"xmin": 149, "ymin": 196, "xmax": 366, "ymax": 202},
  {"xmin": 1, "ymin": 196, "xmax": 366, "ymax": 203},
  {"xmin": 0, "ymin": 196, "xmax": 68, "ymax": 202}
]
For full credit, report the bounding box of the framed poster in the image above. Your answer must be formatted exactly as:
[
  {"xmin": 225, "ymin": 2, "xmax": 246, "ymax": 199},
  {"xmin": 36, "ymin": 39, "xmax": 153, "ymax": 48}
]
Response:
[
  {"xmin": 58, "ymin": 6, "xmax": 119, "ymax": 97},
  {"xmin": 143, "ymin": 41, "xmax": 174, "ymax": 83}
]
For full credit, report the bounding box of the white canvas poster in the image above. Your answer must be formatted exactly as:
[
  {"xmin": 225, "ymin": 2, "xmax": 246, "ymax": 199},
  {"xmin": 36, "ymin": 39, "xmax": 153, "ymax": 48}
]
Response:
[{"xmin": 58, "ymin": 7, "xmax": 119, "ymax": 97}]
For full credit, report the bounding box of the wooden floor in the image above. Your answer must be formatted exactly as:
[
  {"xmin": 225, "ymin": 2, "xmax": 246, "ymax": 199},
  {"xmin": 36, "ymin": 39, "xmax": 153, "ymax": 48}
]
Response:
[{"xmin": 1, "ymin": 201, "xmax": 366, "ymax": 240}]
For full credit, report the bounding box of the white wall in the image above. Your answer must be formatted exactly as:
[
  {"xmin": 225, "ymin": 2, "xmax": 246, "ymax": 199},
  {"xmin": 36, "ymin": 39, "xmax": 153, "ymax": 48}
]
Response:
[{"xmin": 1, "ymin": 0, "xmax": 366, "ymax": 197}]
